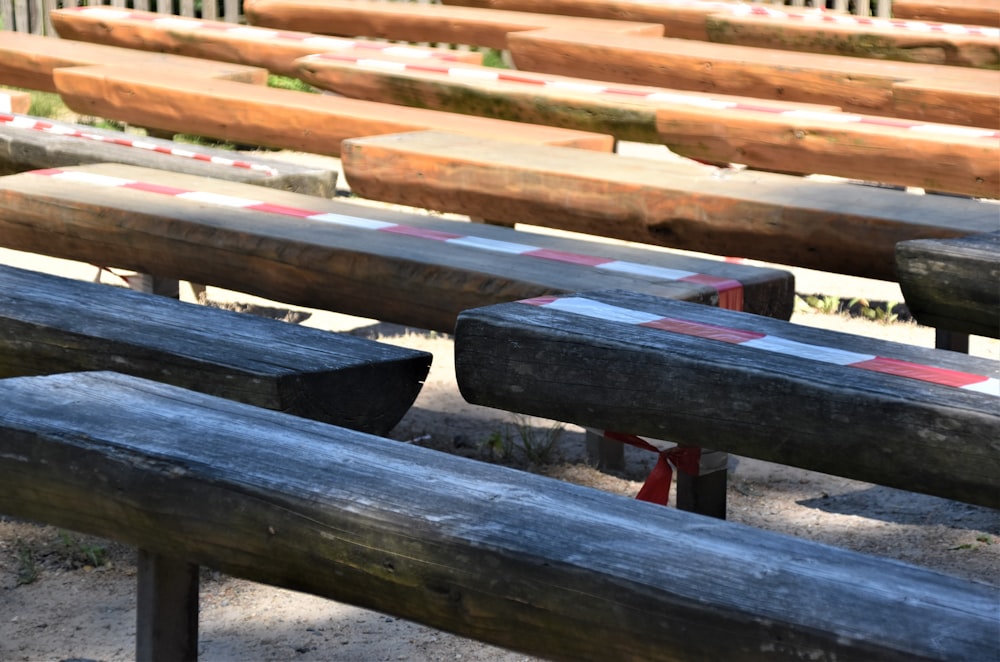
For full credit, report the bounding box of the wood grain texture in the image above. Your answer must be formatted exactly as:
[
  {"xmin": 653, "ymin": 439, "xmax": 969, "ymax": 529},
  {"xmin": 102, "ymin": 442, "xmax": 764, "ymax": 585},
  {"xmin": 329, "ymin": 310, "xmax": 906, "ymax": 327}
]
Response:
[
  {"xmin": 896, "ymin": 231, "xmax": 1000, "ymax": 338},
  {"xmin": 49, "ymin": 7, "xmax": 483, "ymax": 79},
  {"xmin": 244, "ymin": 0, "xmax": 663, "ymax": 50},
  {"xmin": 891, "ymin": 0, "xmax": 1000, "ymax": 28},
  {"xmin": 51, "ymin": 64, "xmax": 613, "ymax": 154},
  {"xmin": 1, "ymin": 371, "xmax": 996, "ymax": 662},
  {"xmin": 454, "ymin": 290, "xmax": 1000, "ymax": 508},
  {"xmin": 0, "ymin": 264, "xmax": 430, "ymax": 434},
  {"xmin": 341, "ymin": 131, "xmax": 999, "ymax": 280},
  {"xmin": 0, "ymin": 164, "xmax": 793, "ymax": 330},
  {"xmin": 508, "ymin": 28, "xmax": 1000, "ymax": 128}
]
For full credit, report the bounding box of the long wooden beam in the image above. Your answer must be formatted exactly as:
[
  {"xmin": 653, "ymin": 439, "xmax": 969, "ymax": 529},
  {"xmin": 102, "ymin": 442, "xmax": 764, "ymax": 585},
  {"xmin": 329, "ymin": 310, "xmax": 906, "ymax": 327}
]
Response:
[
  {"xmin": 441, "ymin": 0, "xmax": 999, "ymax": 68},
  {"xmin": 892, "ymin": 0, "xmax": 1000, "ymax": 28},
  {"xmin": 454, "ymin": 290, "xmax": 1000, "ymax": 508},
  {"xmin": 2, "ymin": 370, "xmax": 997, "ymax": 661},
  {"xmin": 0, "ymin": 164, "xmax": 794, "ymax": 332},
  {"xmin": 50, "ymin": 64, "xmax": 612, "ymax": 154},
  {"xmin": 340, "ymin": 131, "xmax": 1000, "ymax": 280},
  {"xmin": 49, "ymin": 6, "xmax": 483, "ymax": 80},
  {"xmin": 244, "ymin": 0, "xmax": 663, "ymax": 50},
  {"xmin": 508, "ymin": 28, "xmax": 1000, "ymax": 128}
]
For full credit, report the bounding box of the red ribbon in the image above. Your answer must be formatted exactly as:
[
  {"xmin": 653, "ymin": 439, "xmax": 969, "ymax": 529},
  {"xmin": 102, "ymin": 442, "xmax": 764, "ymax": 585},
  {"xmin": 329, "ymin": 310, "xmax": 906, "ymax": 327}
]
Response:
[{"xmin": 602, "ymin": 432, "xmax": 702, "ymax": 506}]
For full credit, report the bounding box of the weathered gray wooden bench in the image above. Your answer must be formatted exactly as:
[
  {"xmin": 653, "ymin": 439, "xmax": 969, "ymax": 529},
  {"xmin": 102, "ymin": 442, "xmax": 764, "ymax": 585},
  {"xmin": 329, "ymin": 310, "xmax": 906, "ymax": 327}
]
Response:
[
  {"xmin": 0, "ymin": 263, "xmax": 430, "ymax": 435},
  {"xmin": 1, "ymin": 370, "xmax": 996, "ymax": 661},
  {"xmin": 341, "ymin": 131, "xmax": 1000, "ymax": 281},
  {"xmin": 896, "ymin": 230, "xmax": 1000, "ymax": 352},
  {"xmin": 455, "ymin": 289, "xmax": 1000, "ymax": 510}
]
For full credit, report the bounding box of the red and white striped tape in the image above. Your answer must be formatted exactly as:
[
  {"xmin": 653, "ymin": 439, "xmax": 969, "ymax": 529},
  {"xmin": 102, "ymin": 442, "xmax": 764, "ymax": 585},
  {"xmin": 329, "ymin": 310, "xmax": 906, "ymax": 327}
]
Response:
[
  {"xmin": 1, "ymin": 114, "xmax": 280, "ymax": 177},
  {"xmin": 520, "ymin": 295, "xmax": 1000, "ymax": 396},
  {"xmin": 28, "ymin": 168, "xmax": 745, "ymax": 309},
  {"xmin": 65, "ymin": 7, "xmax": 474, "ymax": 62},
  {"xmin": 306, "ymin": 54, "xmax": 1000, "ymax": 141}
]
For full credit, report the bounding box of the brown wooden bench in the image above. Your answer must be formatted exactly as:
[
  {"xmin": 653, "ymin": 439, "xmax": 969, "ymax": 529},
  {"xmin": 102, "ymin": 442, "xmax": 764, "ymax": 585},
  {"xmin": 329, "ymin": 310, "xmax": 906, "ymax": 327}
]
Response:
[
  {"xmin": 896, "ymin": 231, "xmax": 1000, "ymax": 350},
  {"xmin": 49, "ymin": 63, "xmax": 612, "ymax": 154},
  {"xmin": 0, "ymin": 163, "xmax": 795, "ymax": 333},
  {"xmin": 508, "ymin": 28, "xmax": 1000, "ymax": 129},
  {"xmin": 243, "ymin": 0, "xmax": 664, "ymax": 50},
  {"xmin": 441, "ymin": 0, "xmax": 1000, "ymax": 68},
  {"xmin": 2, "ymin": 370, "xmax": 996, "ymax": 661},
  {"xmin": 341, "ymin": 131, "xmax": 1000, "ymax": 280},
  {"xmin": 0, "ymin": 263, "xmax": 430, "ymax": 434},
  {"xmin": 454, "ymin": 289, "xmax": 1000, "ymax": 509},
  {"xmin": 49, "ymin": 5, "xmax": 483, "ymax": 80},
  {"xmin": 892, "ymin": 0, "xmax": 1000, "ymax": 28}
]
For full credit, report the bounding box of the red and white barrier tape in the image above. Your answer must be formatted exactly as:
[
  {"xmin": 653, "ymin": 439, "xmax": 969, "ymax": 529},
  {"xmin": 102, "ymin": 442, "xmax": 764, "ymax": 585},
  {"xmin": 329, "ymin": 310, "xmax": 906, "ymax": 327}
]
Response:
[
  {"xmin": 65, "ymin": 7, "xmax": 473, "ymax": 62},
  {"xmin": 520, "ymin": 295, "xmax": 1000, "ymax": 396},
  {"xmin": 602, "ymin": 431, "xmax": 701, "ymax": 506},
  {"xmin": 1, "ymin": 114, "xmax": 280, "ymax": 177},
  {"xmin": 27, "ymin": 168, "xmax": 745, "ymax": 309},
  {"xmin": 306, "ymin": 55, "xmax": 1000, "ymax": 141}
]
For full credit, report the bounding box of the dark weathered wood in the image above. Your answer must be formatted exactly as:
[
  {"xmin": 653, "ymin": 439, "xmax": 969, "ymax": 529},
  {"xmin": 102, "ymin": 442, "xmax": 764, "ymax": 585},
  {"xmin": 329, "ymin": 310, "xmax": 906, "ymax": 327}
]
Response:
[
  {"xmin": 0, "ymin": 264, "xmax": 431, "ymax": 434},
  {"xmin": 136, "ymin": 550, "xmax": 199, "ymax": 662},
  {"xmin": 0, "ymin": 164, "xmax": 795, "ymax": 331},
  {"xmin": 1, "ymin": 371, "xmax": 996, "ymax": 662},
  {"xmin": 0, "ymin": 114, "xmax": 338, "ymax": 195},
  {"xmin": 454, "ymin": 290, "xmax": 1000, "ymax": 508},
  {"xmin": 341, "ymin": 131, "xmax": 1000, "ymax": 280},
  {"xmin": 896, "ymin": 231, "xmax": 1000, "ymax": 339},
  {"xmin": 244, "ymin": 0, "xmax": 663, "ymax": 50}
]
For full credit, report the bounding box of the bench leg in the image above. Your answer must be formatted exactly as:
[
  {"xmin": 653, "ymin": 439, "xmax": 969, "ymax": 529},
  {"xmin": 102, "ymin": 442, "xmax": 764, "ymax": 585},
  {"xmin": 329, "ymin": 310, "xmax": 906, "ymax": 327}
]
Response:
[
  {"xmin": 935, "ymin": 329, "xmax": 970, "ymax": 354},
  {"xmin": 469, "ymin": 216, "xmax": 516, "ymax": 228},
  {"xmin": 136, "ymin": 549, "xmax": 200, "ymax": 662},
  {"xmin": 123, "ymin": 273, "xmax": 181, "ymax": 299},
  {"xmin": 676, "ymin": 449, "xmax": 728, "ymax": 520},
  {"xmin": 585, "ymin": 429, "xmax": 625, "ymax": 470}
]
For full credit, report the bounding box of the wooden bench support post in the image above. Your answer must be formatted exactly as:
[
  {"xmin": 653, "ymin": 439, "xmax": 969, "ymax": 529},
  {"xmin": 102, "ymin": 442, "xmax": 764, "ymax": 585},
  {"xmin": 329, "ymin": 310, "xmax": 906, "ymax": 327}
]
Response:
[
  {"xmin": 936, "ymin": 330, "xmax": 971, "ymax": 354},
  {"xmin": 675, "ymin": 449, "xmax": 727, "ymax": 520},
  {"xmin": 136, "ymin": 549, "xmax": 200, "ymax": 662}
]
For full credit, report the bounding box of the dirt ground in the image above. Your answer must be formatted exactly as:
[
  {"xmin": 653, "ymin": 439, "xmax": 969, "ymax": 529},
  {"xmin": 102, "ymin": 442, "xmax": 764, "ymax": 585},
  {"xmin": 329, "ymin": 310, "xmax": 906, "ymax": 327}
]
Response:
[{"xmin": 0, "ymin": 148, "xmax": 998, "ymax": 661}]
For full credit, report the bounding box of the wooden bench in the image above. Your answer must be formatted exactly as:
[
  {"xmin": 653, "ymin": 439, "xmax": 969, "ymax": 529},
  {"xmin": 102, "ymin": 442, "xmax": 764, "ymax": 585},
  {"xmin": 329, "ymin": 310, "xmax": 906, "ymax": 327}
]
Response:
[
  {"xmin": 340, "ymin": 131, "xmax": 1000, "ymax": 280},
  {"xmin": 454, "ymin": 289, "xmax": 1000, "ymax": 509},
  {"xmin": 441, "ymin": 0, "xmax": 1000, "ymax": 68},
  {"xmin": 49, "ymin": 5, "xmax": 484, "ymax": 80},
  {"xmin": 0, "ymin": 89, "xmax": 31, "ymax": 114},
  {"xmin": 892, "ymin": 0, "xmax": 1000, "ymax": 28},
  {"xmin": 0, "ymin": 164, "xmax": 795, "ymax": 334},
  {"xmin": 896, "ymin": 231, "xmax": 1000, "ymax": 351},
  {"xmin": 0, "ymin": 263, "xmax": 430, "ymax": 434},
  {"xmin": 1, "ymin": 370, "xmax": 996, "ymax": 661},
  {"xmin": 300, "ymin": 56, "xmax": 998, "ymax": 196},
  {"xmin": 243, "ymin": 0, "xmax": 664, "ymax": 50},
  {"xmin": 508, "ymin": 28, "xmax": 1000, "ymax": 129},
  {"xmin": 49, "ymin": 63, "xmax": 612, "ymax": 154},
  {"xmin": 0, "ymin": 112, "xmax": 338, "ymax": 196}
]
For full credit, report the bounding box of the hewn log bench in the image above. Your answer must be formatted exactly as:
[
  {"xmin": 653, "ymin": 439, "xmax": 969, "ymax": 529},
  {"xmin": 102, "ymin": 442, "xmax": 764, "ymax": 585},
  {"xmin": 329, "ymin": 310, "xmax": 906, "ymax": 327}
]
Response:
[
  {"xmin": 441, "ymin": 0, "xmax": 1000, "ymax": 68},
  {"xmin": 0, "ymin": 113, "xmax": 338, "ymax": 195},
  {"xmin": 0, "ymin": 89, "xmax": 31, "ymax": 114},
  {"xmin": 243, "ymin": 0, "xmax": 663, "ymax": 50},
  {"xmin": 508, "ymin": 28, "xmax": 1000, "ymax": 129},
  {"xmin": 300, "ymin": 56, "xmax": 998, "ymax": 196},
  {"xmin": 455, "ymin": 289, "xmax": 1000, "ymax": 510},
  {"xmin": 892, "ymin": 0, "xmax": 1000, "ymax": 28},
  {"xmin": 341, "ymin": 131, "xmax": 1000, "ymax": 280},
  {"xmin": 0, "ymin": 164, "xmax": 795, "ymax": 334},
  {"xmin": 0, "ymin": 263, "xmax": 430, "ymax": 434},
  {"xmin": 50, "ymin": 63, "xmax": 612, "ymax": 154},
  {"xmin": 896, "ymin": 231, "xmax": 1000, "ymax": 352},
  {"xmin": 2, "ymin": 370, "xmax": 997, "ymax": 661},
  {"xmin": 49, "ymin": 6, "xmax": 483, "ymax": 80}
]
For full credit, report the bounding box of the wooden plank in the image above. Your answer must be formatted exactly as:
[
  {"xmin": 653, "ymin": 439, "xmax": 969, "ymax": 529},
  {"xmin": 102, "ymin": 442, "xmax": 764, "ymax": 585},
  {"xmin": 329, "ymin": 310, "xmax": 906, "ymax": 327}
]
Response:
[
  {"xmin": 896, "ymin": 231, "xmax": 1000, "ymax": 339},
  {"xmin": 891, "ymin": 76, "xmax": 1000, "ymax": 130},
  {"xmin": 243, "ymin": 0, "xmax": 664, "ymax": 51},
  {"xmin": 0, "ymin": 164, "xmax": 794, "ymax": 331},
  {"xmin": 0, "ymin": 90, "xmax": 31, "ymax": 114},
  {"xmin": 0, "ymin": 263, "xmax": 431, "ymax": 434},
  {"xmin": 1, "ymin": 370, "xmax": 997, "ymax": 662},
  {"xmin": 892, "ymin": 0, "xmax": 1000, "ymax": 28},
  {"xmin": 49, "ymin": 6, "xmax": 484, "ymax": 78},
  {"xmin": 454, "ymin": 290, "xmax": 1000, "ymax": 508},
  {"xmin": 51, "ymin": 64, "xmax": 613, "ymax": 154},
  {"xmin": 0, "ymin": 113, "xmax": 338, "ymax": 196},
  {"xmin": 0, "ymin": 31, "xmax": 267, "ymax": 93},
  {"xmin": 508, "ymin": 28, "xmax": 1000, "ymax": 128},
  {"xmin": 341, "ymin": 131, "xmax": 1000, "ymax": 280}
]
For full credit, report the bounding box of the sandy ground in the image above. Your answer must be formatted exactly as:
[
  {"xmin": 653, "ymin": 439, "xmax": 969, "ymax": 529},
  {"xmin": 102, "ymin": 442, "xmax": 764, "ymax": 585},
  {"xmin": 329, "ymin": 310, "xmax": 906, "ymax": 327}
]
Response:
[{"xmin": 0, "ymin": 148, "xmax": 998, "ymax": 661}]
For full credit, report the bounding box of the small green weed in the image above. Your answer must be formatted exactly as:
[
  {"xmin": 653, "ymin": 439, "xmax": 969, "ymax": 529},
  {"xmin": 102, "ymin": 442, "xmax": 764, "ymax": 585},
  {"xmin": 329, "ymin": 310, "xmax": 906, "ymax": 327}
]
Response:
[
  {"xmin": 58, "ymin": 531, "xmax": 108, "ymax": 569},
  {"xmin": 14, "ymin": 538, "xmax": 38, "ymax": 586}
]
